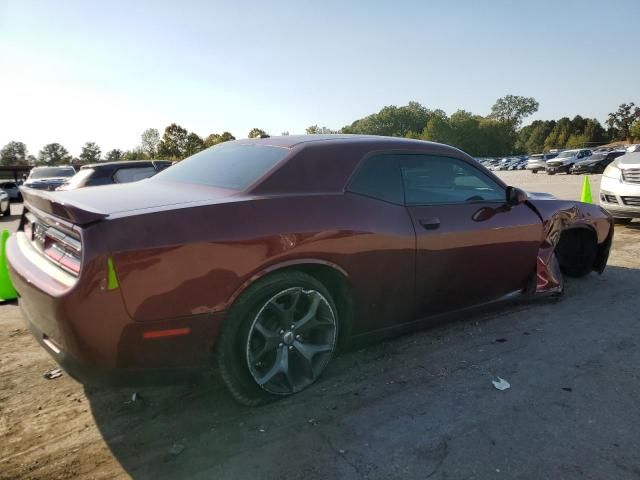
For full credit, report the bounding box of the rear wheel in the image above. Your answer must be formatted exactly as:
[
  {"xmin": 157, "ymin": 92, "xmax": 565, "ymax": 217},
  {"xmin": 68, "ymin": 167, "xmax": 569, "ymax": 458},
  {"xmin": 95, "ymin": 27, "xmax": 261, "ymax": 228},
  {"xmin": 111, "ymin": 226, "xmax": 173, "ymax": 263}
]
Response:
[
  {"xmin": 547, "ymin": 171, "xmax": 555, "ymax": 175},
  {"xmin": 218, "ymin": 271, "xmax": 338, "ymax": 406},
  {"xmin": 532, "ymin": 169, "xmax": 538, "ymax": 174}
]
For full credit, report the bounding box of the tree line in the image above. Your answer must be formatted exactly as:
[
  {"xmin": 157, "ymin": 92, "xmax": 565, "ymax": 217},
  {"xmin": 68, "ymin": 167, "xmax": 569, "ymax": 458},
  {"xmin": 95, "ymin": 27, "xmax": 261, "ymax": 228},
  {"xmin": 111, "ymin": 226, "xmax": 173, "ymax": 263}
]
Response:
[{"xmin": 2, "ymin": 97, "xmax": 639, "ymax": 166}]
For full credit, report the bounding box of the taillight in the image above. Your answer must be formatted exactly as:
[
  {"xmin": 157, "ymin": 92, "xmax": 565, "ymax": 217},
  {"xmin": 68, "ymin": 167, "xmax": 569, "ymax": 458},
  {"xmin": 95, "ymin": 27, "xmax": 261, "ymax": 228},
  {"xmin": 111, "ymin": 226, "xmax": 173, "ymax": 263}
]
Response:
[{"xmin": 42, "ymin": 228, "xmax": 82, "ymax": 275}]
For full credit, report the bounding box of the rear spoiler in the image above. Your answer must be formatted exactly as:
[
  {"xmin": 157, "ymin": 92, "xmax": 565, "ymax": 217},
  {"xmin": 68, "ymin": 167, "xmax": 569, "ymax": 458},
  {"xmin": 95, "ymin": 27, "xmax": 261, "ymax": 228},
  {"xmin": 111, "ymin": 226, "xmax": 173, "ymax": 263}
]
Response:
[{"xmin": 21, "ymin": 187, "xmax": 108, "ymax": 225}]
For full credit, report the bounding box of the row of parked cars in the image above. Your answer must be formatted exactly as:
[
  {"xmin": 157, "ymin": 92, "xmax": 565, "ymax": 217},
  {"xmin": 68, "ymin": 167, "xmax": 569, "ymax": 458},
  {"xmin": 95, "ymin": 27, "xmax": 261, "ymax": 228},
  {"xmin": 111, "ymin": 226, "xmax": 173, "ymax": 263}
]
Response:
[
  {"xmin": 476, "ymin": 145, "xmax": 640, "ymax": 176},
  {"xmin": 0, "ymin": 160, "xmax": 172, "ymax": 218}
]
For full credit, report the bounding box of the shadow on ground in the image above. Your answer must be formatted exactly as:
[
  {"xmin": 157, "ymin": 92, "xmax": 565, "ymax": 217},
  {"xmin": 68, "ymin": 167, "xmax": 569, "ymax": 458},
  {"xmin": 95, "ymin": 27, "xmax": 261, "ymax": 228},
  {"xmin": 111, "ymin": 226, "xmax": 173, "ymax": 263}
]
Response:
[{"xmin": 86, "ymin": 265, "xmax": 640, "ymax": 480}]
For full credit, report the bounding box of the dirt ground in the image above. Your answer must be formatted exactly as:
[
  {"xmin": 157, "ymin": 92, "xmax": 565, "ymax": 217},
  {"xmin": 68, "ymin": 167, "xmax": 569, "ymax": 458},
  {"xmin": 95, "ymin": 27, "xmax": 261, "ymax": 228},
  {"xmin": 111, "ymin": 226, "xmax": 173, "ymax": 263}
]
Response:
[{"xmin": 2, "ymin": 171, "xmax": 640, "ymax": 479}]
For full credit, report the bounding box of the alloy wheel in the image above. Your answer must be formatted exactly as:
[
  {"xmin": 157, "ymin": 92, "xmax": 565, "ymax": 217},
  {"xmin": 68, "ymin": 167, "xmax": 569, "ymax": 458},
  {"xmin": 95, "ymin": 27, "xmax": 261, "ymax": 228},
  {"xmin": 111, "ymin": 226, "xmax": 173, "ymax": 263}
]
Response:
[{"xmin": 246, "ymin": 287, "xmax": 337, "ymax": 395}]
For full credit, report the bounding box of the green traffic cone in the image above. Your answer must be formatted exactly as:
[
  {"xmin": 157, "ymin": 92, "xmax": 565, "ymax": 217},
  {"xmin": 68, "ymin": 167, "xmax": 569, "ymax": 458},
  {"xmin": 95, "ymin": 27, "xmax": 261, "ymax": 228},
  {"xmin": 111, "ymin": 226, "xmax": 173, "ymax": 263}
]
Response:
[
  {"xmin": 0, "ymin": 229, "xmax": 17, "ymax": 301},
  {"xmin": 581, "ymin": 175, "xmax": 593, "ymax": 204}
]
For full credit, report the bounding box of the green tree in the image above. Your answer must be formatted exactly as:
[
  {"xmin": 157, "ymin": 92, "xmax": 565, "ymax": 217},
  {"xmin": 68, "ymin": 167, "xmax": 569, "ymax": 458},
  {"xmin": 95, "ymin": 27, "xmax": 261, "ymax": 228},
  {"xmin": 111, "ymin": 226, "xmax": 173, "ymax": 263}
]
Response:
[
  {"xmin": 124, "ymin": 148, "xmax": 148, "ymax": 160},
  {"xmin": 204, "ymin": 131, "xmax": 235, "ymax": 147},
  {"xmin": 158, "ymin": 123, "xmax": 189, "ymax": 159},
  {"xmin": 421, "ymin": 115, "xmax": 454, "ymax": 144},
  {"xmin": 105, "ymin": 149, "xmax": 124, "ymax": 162},
  {"xmin": 184, "ymin": 132, "xmax": 205, "ymax": 157},
  {"xmin": 515, "ymin": 120, "xmax": 555, "ymax": 153},
  {"xmin": 306, "ymin": 125, "xmax": 337, "ymax": 134},
  {"xmin": 141, "ymin": 128, "xmax": 160, "ymax": 158},
  {"xmin": 0, "ymin": 141, "xmax": 28, "ymax": 165},
  {"xmin": 565, "ymin": 133, "xmax": 589, "ymax": 148},
  {"xmin": 248, "ymin": 128, "xmax": 268, "ymax": 138},
  {"xmin": 607, "ymin": 103, "xmax": 640, "ymax": 141},
  {"xmin": 342, "ymin": 102, "xmax": 436, "ymax": 137},
  {"xmin": 489, "ymin": 95, "xmax": 539, "ymax": 127},
  {"xmin": 631, "ymin": 120, "xmax": 640, "ymax": 140},
  {"xmin": 79, "ymin": 142, "xmax": 101, "ymax": 164},
  {"xmin": 38, "ymin": 143, "xmax": 71, "ymax": 165},
  {"xmin": 544, "ymin": 117, "xmax": 572, "ymax": 151}
]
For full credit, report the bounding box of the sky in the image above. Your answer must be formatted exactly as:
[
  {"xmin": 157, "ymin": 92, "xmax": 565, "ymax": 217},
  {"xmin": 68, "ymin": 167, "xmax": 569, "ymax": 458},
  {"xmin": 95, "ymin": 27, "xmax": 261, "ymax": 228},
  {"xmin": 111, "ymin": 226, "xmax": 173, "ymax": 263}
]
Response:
[{"xmin": 1, "ymin": 0, "xmax": 638, "ymax": 157}]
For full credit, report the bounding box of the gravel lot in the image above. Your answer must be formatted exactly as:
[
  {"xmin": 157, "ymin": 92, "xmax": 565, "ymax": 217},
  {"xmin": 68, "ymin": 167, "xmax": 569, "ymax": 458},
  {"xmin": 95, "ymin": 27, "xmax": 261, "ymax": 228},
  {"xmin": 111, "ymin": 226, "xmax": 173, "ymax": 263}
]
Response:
[{"xmin": 2, "ymin": 171, "xmax": 639, "ymax": 480}]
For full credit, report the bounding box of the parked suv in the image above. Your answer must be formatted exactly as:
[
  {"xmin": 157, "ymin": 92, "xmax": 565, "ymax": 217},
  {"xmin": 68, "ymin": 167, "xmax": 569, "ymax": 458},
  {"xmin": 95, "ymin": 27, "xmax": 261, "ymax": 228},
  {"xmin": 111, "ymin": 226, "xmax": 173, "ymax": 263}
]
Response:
[
  {"xmin": 57, "ymin": 160, "xmax": 172, "ymax": 191},
  {"xmin": 527, "ymin": 153, "xmax": 558, "ymax": 173},
  {"xmin": 546, "ymin": 149, "xmax": 592, "ymax": 175},
  {"xmin": 599, "ymin": 152, "xmax": 640, "ymax": 224},
  {"xmin": 24, "ymin": 166, "xmax": 76, "ymax": 191}
]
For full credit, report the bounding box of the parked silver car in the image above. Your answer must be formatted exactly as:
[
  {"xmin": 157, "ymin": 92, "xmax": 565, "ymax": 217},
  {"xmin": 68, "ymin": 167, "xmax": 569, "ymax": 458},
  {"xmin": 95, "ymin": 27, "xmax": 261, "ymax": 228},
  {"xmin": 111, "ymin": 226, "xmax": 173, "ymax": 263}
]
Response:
[{"xmin": 527, "ymin": 153, "xmax": 558, "ymax": 173}]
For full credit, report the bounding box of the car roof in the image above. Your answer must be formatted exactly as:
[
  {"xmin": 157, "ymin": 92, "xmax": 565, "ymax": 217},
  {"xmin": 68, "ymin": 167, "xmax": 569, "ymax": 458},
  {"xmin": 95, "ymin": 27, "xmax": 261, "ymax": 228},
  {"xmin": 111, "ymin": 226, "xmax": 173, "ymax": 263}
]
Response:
[
  {"xmin": 232, "ymin": 134, "xmax": 444, "ymax": 149},
  {"xmin": 243, "ymin": 135, "xmax": 497, "ymax": 195},
  {"xmin": 81, "ymin": 160, "xmax": 158, "ymax": 169}
]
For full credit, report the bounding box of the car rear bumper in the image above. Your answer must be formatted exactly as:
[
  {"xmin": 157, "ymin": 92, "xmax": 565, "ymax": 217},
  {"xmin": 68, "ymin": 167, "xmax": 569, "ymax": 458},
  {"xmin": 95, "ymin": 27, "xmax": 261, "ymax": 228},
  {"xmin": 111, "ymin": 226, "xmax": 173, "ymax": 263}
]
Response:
[
  {"xmin": 6, "ymin": 233, "xmax": 226, "ymax": 386},
  {"xmin": 23, "ymin": 308, "xmax": 204, "ymax": 386}
]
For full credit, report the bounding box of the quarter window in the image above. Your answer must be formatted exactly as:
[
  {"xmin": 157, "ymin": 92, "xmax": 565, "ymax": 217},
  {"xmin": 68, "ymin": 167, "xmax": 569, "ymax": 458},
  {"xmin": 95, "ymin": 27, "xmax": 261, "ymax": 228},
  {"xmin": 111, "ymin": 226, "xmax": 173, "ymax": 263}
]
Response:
[
  {"xmin": 347, "ymin": 154, "xmax": 403, "ymax": 204},
  {"xmin": 400, "ymin": 155, "xmax": 504, "ymax": 205}
]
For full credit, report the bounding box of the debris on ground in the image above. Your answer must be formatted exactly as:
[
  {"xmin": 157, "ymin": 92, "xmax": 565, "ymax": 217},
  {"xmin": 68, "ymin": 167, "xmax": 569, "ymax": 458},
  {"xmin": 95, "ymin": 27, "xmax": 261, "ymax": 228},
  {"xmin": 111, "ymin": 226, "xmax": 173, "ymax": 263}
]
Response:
[
  {"xmin": 492, "ymin": 377, "xmax": 511, "ymax": 391},
  {"xmin": 124, "ymin": 392, "xmax": 142, "ymax": 405},
  {"xmin": 168, "ymin": 443, "xmax": 185, "ymax": 457},
  {"xmin": 43, "ymin": 368, "xmax": 63, "ymax": 380}
]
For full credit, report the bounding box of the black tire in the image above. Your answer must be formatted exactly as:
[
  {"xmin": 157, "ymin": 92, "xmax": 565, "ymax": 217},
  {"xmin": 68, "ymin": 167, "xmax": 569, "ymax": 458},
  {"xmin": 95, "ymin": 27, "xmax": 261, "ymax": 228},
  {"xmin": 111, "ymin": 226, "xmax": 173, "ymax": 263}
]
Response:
[
  {"xmin": 218, "ymin": 270, "xmax": 339, "ymax": 406},
  {"xmin": 532, "ymin": 170, "xmax": 538, "ymax": 174},
  {"xmin": 614, "ymin": 218, "xmax": 632, "ymax": 225},
  {"xmin": 547, "ymin": 171, "xmax": 555, "ymax": 175},
  {"xmin": 555, "ymin": 229, "xmax": 597, "ymax": 278},
  {"xmin": 16, "ymin": 193, "xmax": 23, "ymax": 203}
]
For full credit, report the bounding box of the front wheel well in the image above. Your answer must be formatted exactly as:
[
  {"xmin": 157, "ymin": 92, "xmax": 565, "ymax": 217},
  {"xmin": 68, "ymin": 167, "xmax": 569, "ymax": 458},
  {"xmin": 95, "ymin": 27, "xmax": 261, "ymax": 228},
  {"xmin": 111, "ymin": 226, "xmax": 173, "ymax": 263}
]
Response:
[{"xmin": 555, "ymin": 227, "xmax": 598, "ymax": 278}]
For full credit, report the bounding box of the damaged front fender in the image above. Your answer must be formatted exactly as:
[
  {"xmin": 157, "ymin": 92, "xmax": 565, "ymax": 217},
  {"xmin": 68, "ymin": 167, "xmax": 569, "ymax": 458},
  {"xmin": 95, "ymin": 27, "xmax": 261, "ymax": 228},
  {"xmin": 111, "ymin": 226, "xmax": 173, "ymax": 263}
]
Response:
[{"xmin": 527, "ymin": 199, "xmax": 614, "ymax": 294}]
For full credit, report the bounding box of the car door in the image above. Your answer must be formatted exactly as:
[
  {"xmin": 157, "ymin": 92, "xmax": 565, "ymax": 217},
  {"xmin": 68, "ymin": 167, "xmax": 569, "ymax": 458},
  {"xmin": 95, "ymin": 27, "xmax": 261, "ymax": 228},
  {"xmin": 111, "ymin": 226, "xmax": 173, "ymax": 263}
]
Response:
[{"xmin": 399, "ymin": 154, "xmax": 542, "ymax": 317}]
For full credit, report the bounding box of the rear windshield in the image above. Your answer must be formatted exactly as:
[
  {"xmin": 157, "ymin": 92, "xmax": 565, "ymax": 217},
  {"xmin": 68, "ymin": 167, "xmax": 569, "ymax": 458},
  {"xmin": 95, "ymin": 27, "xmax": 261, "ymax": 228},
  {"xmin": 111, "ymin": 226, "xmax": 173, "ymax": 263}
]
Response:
[
  {"xmin": 63, "ymin": 169, "xmax": 95, "ymax": 188},
  {"xmin": 529, "ymin": 155, "xmax": 544, "ymax": 160},
  {"xmin": 153, "ymin": 144, "xmax": 289, "ymax": 190},
  {"xmin": 29, "ymin": 167, "xmax": 75, "ymax": 179}
]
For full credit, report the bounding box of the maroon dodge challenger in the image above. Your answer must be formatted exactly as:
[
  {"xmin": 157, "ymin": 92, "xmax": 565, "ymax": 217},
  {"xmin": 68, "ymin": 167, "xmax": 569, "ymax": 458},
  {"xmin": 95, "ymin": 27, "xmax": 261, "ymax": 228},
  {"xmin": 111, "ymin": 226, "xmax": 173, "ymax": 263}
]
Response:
[{"xmin": 7, "ymin": 135, "xmax": 613, "ymax": 405}]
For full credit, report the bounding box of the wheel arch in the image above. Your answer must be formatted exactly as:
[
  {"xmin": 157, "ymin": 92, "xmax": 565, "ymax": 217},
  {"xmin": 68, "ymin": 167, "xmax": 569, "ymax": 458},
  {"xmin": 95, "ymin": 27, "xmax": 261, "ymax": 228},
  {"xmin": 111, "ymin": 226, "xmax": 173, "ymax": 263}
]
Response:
[
  {"xmin": 554, "ymin": 224, "xmax": 599, "ymax": 275},
  {"xmin": 228, "ymin": 259, "xmax": 354, "ymax": 349}
]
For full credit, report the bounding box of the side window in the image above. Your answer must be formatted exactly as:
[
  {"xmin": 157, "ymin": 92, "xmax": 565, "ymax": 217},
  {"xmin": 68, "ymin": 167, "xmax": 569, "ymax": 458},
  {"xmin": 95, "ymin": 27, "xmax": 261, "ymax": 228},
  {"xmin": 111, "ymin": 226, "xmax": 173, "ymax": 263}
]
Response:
[
  {"xmin": 400, "ymin": 155, "xmax": 505, "ymax": 205},
  {"xmin": 347, "ymin": 154, "xmax": 403, "ymax": 204},
  {"xmin": 113, "ymin": 167, "xmax": 157, "ymax": 184}
]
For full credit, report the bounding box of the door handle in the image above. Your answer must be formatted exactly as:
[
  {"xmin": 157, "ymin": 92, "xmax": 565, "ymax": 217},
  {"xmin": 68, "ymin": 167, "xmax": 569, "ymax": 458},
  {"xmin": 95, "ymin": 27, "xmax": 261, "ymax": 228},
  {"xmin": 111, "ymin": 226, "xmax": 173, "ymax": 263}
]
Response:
[{"xmin": 419, "ymin": 217, "xmax": 440, "ymax": 230}]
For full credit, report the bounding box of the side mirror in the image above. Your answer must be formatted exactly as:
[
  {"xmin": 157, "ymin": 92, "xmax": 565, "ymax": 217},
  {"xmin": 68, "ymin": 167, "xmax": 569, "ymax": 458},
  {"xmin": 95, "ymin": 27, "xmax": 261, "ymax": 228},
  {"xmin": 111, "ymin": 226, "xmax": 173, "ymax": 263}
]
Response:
[{"xmin": 506, "ymin": 186, "xmax": 528, "ymax": 206}]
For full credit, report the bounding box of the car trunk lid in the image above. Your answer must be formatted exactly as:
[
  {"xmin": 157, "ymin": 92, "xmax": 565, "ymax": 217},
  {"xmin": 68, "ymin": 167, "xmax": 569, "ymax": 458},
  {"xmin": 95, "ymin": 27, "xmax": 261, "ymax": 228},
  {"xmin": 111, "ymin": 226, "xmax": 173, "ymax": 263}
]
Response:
[{"xmin": 21, "ymin": 179, "xmax": 239, "ymax": 225}]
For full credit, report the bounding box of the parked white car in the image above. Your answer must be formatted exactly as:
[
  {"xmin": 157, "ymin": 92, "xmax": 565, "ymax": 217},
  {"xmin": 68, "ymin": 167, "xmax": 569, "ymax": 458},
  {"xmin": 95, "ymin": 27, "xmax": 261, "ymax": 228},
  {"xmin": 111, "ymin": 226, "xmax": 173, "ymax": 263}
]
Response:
[
  {"xmin": 0, "ymin": 190, "xmax": 9, "ymax": 216},
  {"xmin": 599, "ymin": 152, "xmax": 640, "ymax": 224},
  {"xmin": 0, "ymin": 181, "xmax": 22, "ymax": 201}
]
